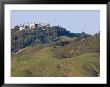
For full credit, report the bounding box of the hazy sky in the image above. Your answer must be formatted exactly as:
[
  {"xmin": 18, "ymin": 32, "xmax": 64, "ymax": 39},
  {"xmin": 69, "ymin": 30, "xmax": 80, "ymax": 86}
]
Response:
[{"xmin": 11, "ymin": 10, "xmax": 100, "ymax": 35}]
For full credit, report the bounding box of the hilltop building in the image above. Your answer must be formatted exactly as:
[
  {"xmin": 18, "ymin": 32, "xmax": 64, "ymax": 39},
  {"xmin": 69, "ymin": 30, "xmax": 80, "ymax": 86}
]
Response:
[
  {"xmin": 29, "ymin": 22, "xmax": 35, "ymax": 28},
  {"xmin": 18, "ymin": 22, "xmax": 50, "ymax": 31},
  {"xmin": 19, "ymin": 24, "xmax": 25, "ymax": 31},
  {"xmin": 38, "ymin": 23, "xmax": 50, "ymax": 28}
]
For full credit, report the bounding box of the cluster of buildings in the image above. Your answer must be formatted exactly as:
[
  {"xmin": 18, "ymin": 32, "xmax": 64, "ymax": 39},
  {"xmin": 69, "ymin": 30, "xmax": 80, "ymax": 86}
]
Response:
[{"xmin": 18, "ymin": 22, "xmax": 50, "ymax": 30}]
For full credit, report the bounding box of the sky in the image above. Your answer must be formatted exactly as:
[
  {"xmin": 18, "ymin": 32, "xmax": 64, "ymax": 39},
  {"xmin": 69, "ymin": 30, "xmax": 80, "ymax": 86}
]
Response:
[{"xmin": 11, "ymin": 10, "xmax": 100, "ymax": 35}]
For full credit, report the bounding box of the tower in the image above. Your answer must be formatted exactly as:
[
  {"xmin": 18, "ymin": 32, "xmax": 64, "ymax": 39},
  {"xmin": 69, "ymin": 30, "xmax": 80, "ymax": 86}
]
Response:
[{"xmin": 29, "ymin": 22, "xmax": 35, "ymax": 29}]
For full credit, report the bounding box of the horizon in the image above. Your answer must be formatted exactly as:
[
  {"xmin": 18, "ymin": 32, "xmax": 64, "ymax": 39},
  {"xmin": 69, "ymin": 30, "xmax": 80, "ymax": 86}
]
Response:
[{"xmin": 11, "ymin": 10, "xmax": 100, "ymax": 35}]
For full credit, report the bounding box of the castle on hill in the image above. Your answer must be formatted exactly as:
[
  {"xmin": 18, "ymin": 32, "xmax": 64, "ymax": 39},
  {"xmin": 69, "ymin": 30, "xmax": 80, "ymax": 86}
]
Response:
[{"xmin": 18, "ymin": 22, "xmax": 50, "ymax": 30}]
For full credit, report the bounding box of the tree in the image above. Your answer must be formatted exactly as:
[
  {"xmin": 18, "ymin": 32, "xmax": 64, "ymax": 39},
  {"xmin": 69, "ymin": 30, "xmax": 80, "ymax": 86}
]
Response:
[{"xmin": 14, "ymin": 25, "xmax": 19, "ymax": 30}]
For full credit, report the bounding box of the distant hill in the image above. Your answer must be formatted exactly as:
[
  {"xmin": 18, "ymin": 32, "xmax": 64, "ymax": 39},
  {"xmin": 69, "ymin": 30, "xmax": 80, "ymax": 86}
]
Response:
[{"xmin": 11, "ymin": 24, "xmax": 91, "ymax": 53}]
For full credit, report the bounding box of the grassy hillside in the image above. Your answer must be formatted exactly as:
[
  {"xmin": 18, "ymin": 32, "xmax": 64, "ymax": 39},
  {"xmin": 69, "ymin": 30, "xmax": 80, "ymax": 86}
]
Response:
[
  {"xmin": 11, "ymin": 33, "xmax": 100, "ymax": 77},
  {"xmin": 11, "ymin": 46, "xmax": 100, "ymax": 77},
  {"xmin": 52, "ymin": 33, "xmax": 100, "ymax": 58}
]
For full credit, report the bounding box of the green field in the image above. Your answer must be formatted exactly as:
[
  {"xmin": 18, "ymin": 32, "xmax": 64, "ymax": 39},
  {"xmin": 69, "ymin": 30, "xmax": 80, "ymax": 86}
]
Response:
[{"xmin": 11, "ymin": 46, "xmax": 100, "ymax": 77}]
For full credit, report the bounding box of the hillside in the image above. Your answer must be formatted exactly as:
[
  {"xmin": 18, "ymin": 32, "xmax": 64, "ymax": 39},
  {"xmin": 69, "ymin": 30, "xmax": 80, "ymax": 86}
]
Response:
[
  {"xmin": 11, "ymin": 47, "xmax": 99, "ymax": 77},
  {"xmin": 52, "ymin": 32, "xmax": 100, "ymax": 58},
  {"xmin": 11, "ymin": 25, "xmax": 91, "ymax": 53},
  {"xmin": 11, "ymin": 33, "xmax": 100, "ymax": 77}
]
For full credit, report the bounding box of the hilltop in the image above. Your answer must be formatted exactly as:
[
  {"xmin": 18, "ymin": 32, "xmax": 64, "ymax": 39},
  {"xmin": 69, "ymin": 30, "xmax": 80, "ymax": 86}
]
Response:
[{"xmin": 11, "ymin": 23, "xmax": 91, "ymax": 53}]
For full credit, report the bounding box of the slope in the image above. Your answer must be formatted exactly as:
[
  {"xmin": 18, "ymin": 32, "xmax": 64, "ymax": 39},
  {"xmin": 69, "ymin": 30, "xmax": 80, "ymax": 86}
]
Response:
[{"xmin": 11, "ymin": 46, "xmax": 100, "ymax": 77}]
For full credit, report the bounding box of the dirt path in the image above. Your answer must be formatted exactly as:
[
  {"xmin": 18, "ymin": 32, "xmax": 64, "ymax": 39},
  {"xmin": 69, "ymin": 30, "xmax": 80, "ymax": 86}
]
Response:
[{"xmin": 11, "ymin": 48, "xmax": 26, "ymax": 54}]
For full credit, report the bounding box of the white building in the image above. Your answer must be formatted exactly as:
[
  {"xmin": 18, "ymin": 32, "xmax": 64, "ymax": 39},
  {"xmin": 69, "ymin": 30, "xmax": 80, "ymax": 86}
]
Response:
[
  {"xmin": 19, "ymin": 24, "xmax": 25, "ymax": 31},
  {"xmin": 38, "ymin": 23, "xmax": 50, "ymax": 28},
  {"xmin": 19, "ymin": 27, "xmax": 25, "ymax": 30},
  {"xmin": 18, "ymin": 22, "xmax": 51, "ymax": 30},
  {"xmin": 29, "ymin": 22, "xmax": 35, "ymax": 28}
]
